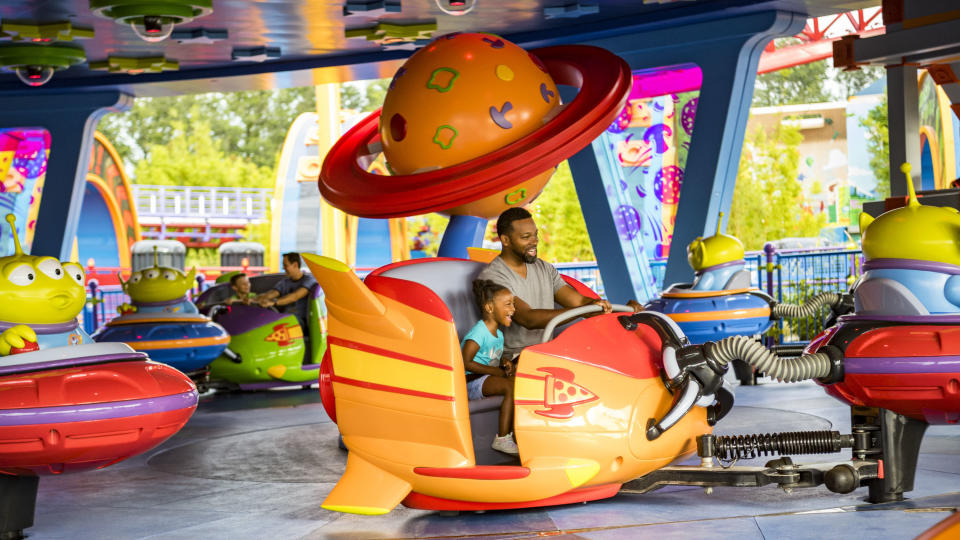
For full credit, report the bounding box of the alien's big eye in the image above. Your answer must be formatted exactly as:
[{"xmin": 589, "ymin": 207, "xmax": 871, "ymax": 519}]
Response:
[
  {"xmin": 37, "ymin": 259, "xmax": 64, "ymax": 280},
  {"xmin": 145, "ymin": 269, "xmax": 160, "ymax": 280},
  {"xmin": 163, "ymin": 270, "xmax": 177, "ymax": 281},
  {"xmin": 64, "ymin": 263, "xmax": 84, "ymax": 285},
  {"xmin": 7, "ymin": 264, "xmax": 35, "ymax": 286},
  {"xmin": 129, "ymin": 272, "xmax": 142, "ymax": 284}
]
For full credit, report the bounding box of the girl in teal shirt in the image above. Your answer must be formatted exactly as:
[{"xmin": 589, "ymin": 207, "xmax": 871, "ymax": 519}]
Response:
[{"xmin": 461, "ymin": 279, "xmax": 518, "ymax": 455}]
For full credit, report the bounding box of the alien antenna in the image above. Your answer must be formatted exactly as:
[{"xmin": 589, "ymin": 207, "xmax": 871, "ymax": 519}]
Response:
[
  {"xmin": 4, "ymin": 214, "xmax": 23, "ymax": 256},
  {"xmin": 900, "ymin": 162, "xmax": 919, "ymax": 208}
]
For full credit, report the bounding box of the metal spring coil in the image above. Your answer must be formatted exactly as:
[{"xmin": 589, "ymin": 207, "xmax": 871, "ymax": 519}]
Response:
[{"xmin": 712, "ymin": 430, "xmax": 844, "ymax": 461}]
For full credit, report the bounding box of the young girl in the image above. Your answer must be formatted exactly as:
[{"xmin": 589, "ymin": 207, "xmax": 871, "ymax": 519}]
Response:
[{"xmin": 462, "ymin": 279, "xmax": 518, "ymax": 455}]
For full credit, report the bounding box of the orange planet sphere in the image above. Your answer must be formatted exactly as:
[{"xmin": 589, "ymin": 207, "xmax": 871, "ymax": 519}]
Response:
[{"xmin": 380, "ymin": 32, "xmax": 561, "ymax": 218}]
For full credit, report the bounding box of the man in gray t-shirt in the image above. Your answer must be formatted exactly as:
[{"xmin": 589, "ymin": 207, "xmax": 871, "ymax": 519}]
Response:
[{"xmin": 478, "ymin": 208, "xmax": 641, "ymax": 359}]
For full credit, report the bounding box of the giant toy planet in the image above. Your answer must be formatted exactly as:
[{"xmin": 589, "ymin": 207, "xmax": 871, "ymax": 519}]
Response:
[
  {"xmin": 0, "ymin": 215, "xmax": 197, "ymax": 535},
  {"xmin": 319, "ymin": 32, "xmax": 631, "ymax": 219}
]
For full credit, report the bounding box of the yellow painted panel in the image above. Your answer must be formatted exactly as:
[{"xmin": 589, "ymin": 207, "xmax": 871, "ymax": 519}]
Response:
[
  {"xmin": 332, "ymin": 345, "xmax": 454, "ymax": 398},
  {"xmin": 515, "ymin": 375, "xmax": 544, "ymax": 402}
]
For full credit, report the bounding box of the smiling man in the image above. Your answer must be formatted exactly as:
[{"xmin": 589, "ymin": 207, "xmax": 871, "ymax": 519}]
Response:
[{"xmin": 478, "ymin": 207, "xmax": 641, "ymax": 360}]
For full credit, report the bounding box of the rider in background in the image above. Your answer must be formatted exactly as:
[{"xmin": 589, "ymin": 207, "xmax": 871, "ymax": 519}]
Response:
[
  {"xmin": 256, "ymin": 252, "xmax": 318, "ymax": 331},
  {"xmin": 226, "ymin": 273, "xmax": 256, "ymax": 305}
]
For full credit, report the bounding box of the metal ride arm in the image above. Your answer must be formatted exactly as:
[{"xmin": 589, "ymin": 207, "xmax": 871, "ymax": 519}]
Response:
[
  {"xmin": 624, "ymin": 409, "xmax": 890, "ymax": 498},
  {"xmin": 622, "ymin": 459, "xmax": 880, "ymax": 494}
]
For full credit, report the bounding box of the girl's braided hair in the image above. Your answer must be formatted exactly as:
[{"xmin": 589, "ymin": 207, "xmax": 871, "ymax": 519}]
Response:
[{"xmin": 472, "ymin": 279, "xmax": 509, "ymax": 315}]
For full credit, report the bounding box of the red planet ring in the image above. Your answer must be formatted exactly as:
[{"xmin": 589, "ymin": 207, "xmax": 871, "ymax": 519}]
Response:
[{"xmin": 319, "ymin": 45, "xmax": 632, "ymax": 218}]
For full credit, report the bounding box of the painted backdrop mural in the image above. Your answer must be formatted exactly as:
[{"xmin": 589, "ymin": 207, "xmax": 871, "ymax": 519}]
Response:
[
  {"xmin": 0, "ymin": 128, "xmax": 49, "ymax": 255},
  {"xmin": 592, "ymin": 64, "xmax": 701, "ymax": 298}
]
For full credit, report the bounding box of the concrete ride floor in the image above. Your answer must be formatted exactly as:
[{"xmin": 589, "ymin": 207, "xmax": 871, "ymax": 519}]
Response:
[{"xmin": 28, "ymin": 379, "xmax": 960, "ymax": 539}]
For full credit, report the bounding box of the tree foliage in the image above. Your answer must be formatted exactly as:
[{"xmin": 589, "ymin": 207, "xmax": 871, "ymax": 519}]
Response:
[
  {"xmin": 752, "ymin": 51, "xmax": 885, "ymax": 107},
  {"xmin": 340, "ymin": 79, "xmax": 389, "ymax": 113},
  {"xmin": 859, "ymin": 94, "xmax": 890, "ymax": 198},
  {"xmin": 97, "ymin": 81, "xmax": 390, "ymax": 172},
  {"xmin": 129, "ymin": 115, "xmax": 275, "ymax": 267},
  {"xmin": 99, "ymin": 87, "xmax": 315, "ymax": 170},
  {"xmin": 528, "ymin": 161, "xmax": 594, "ymax": 263},
  {"xmin": 729, "ymin": 123, "xmax": 826, "ymax": 250}
]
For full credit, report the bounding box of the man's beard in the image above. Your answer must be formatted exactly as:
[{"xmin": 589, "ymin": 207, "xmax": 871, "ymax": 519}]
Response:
[{"xmin": 522, "ymin": 252, "xmax": 536, "ymax": 264}]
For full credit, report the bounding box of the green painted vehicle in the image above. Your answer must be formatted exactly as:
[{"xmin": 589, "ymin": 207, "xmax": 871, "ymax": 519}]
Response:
[{"xmin": 195, "ymin": 274, "xmax": 327, "ymax": 390}]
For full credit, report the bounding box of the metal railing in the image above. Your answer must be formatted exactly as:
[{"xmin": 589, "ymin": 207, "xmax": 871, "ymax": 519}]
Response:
[
  {"xmin": 765, "ymin": 246, "xmax": 862, "ymax": 343},
  {"xmin": 131, "ymin": 184, "xmax": 271, "ymax": 220},
  {"xmin": 555, "ymin": 246, "xmax": 861, "ymax": 345},
  {"xmin": 84, "ymin": 246, "xmax": 864, "ymax": 342}
]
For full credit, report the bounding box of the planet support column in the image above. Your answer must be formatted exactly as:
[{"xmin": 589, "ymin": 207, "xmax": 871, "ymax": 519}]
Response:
[{"xmin": 437, "ymin": 215, "xmax": 487, "ymax": 259}]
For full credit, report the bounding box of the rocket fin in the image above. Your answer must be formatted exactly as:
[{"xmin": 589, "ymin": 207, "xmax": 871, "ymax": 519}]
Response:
[
  {"xmin": 321, "ymin": 452, "xmax": 412, "ymax": 515},
  {"xmin": 301, "ymin": 253, "xmax": 412, "ymax": 340}
]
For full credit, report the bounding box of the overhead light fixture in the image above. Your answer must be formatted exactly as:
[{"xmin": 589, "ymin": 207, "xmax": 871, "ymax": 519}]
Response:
[
  {"xmin": 89, "ymin": 0, "xmax": 213, "ymax": 43},
  {"xmin": 16, "ymin": 64, "xmax": 55, "ymax": 86},
  {"xmin": 88, "ymin": 55, "xmax": 179, "ymax": 74},
  {"xmin": 435, "ymin": 0, "xmax": 475, "ymax": 16},
  {"xmin": 0, "ymin": 43, "xmax": 87, "ymax": 87},
  {"xmin": 0, "ymin": 21, "xmax": 95, "ymax": 43}
]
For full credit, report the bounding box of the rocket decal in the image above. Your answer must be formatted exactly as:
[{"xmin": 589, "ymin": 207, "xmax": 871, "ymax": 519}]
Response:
[
  {"xmin": 265, "ymin": 322, "xmax": 303, "ymax": 347},
  {"xmin": 517, "ymin": 367, "xmax": 598, "ymax": 419}
]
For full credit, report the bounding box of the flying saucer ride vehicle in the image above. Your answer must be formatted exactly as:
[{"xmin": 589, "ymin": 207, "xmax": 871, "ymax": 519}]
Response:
[
  {"xmin": 193, "ymin": 273, "xmax": 326, "ymax": 390},
  {"xmin": 0, "ymin": 215, "xmax": 198, "ymax": 538},
  {"xmin": 646, "ymin": 214, "xmax": 852, "ymax": 345},
  {"xmin": 644, "ymin": 214, "xmax": 854, "ymax": 383},
  {"xmin": 646, "ymin": 214, "xmax": 776, "ymax": 344},
  {"xmin": 91, "ymin": 249, "xmax": 230, "ymax": 387},
  {"xmin": 623, "ymin": 164, "xmax": 960, "ymax": 505}
]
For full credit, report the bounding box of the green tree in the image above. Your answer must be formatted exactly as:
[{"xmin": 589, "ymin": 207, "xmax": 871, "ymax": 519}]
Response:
[
  {"xmin": 131, "ymin": 116, "xmax": 275, "ymax": 267},
  {"xmin": 753, "ymin": 50, "xmax": 832, "ymax": 107},
  {"xmin": 859, "ymin": 94, "xmax": 890, "ymax": 198},
  {"xmin": 834, "ymin": 65, "xmax": 886, "ymax": 99},
  {"xmin": 98, "ymin": 87, "xmax": 315, "ymax": 170},
  {"xmin": 729, "ymin": 123, "xmax": 826, "ymax": 249},
  {"xmin": 752, "ymin": 47, "xmax": 885, "ymax": 107},
  {"xmin": 340, "ymin": 79, "xmax": 389, "ymax": 112},
  {"xmin": 528, "ymin": 161, "xmax": 594, "ymax": 263},
  {"xmin": 98, "ymin": 80, "xmax": 391, "ymax": 172}
]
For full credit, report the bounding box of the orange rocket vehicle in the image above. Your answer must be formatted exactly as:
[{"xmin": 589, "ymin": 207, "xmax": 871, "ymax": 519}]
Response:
[{"xmin": 304, "ymin": 254, "xmax": 728, "ymax": 514}]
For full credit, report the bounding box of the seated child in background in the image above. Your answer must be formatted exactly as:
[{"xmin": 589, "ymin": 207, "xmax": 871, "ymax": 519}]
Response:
[
  {"xmin": 461, "ymin": 279, "xmax": 518, "ymax": 456},
  {"xmin": 226, "ymin": 273, "xmax": 257, "ymax": 305}
]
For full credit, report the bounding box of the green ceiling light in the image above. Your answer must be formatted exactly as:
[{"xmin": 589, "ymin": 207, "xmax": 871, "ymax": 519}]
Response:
[
  {"xmin": 89, "ymin": 0, "xmax": 213, "ymax": 43},
  {"xmin": 345, "ymin": 20, "xmax": 437, "ymax": 50},
  {"xmin": 88, "ymin": 55, "xmax": 179, "ymax": 74},
  {"xmin": 0, "ymin": 43, "xmax": 87, "ymax": 86},
  {"xmin": 0, "ymin": 21, "xmax": 95, "ymax": 42}
]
